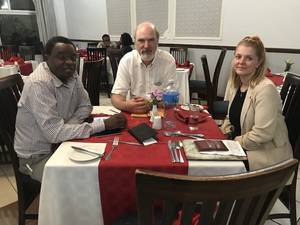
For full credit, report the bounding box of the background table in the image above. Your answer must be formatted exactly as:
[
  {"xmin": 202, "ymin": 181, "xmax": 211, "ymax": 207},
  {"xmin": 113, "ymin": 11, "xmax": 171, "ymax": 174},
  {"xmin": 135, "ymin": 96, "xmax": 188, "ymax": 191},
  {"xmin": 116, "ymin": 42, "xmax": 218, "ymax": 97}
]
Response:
[{"xmin": 38, "ymin": 110, "xmax": 246, "ymax": 225}]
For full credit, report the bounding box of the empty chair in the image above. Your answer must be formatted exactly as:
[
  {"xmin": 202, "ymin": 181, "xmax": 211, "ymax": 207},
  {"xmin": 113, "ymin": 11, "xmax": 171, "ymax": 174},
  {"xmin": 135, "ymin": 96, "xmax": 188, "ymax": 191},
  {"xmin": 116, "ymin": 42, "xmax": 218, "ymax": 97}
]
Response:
[
  {"xmin": 135, "ymin": 159, "xmax": 298, "ymax": 225},
  {"xmin": 170, "ymin": 47, "xmax": 188, "ymax": 64},
  {"xmin": 87, "ymin": 42, "xmax": 98, "ymax": 48},
  {"xmin": 189, "ymin": 49, "xmax": 227, "ymax": 119},
  {"xmin": 268, "ymin": 72, "xmax": 300, "ymax": 225},
  {"xmin": 107, "ymin": 50, "xmax": 122, "ymax": 82},
  {"xmin": 82, "ymin": 59, "xmax": 103, "ymax": 105},
  {"xmin": 87, "ymin": 47, "xmax": 111, "ymax": 97},
  {"xmin": 0, "ymin": 74, "xmax": 40, "ymax": 225}
]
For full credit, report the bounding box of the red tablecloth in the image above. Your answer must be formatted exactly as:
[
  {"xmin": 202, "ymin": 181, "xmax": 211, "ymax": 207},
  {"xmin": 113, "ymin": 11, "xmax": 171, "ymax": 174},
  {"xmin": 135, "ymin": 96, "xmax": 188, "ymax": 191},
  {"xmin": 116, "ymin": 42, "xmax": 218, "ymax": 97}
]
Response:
[
  {"xmin": 85, "ymin": 109, "xmax": 224, "ymax": 225},
  {"xmin": 266, "ymin": 74, "xmax": 284, "ymax": 86}
]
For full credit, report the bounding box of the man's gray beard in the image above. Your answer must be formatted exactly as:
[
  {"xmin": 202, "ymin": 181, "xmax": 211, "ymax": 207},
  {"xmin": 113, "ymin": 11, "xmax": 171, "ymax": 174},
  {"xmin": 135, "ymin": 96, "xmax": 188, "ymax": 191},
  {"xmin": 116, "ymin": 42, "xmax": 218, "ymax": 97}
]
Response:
[{"xmin": 141, "ymin": 52, "xmax": 154, "ymax": 62}]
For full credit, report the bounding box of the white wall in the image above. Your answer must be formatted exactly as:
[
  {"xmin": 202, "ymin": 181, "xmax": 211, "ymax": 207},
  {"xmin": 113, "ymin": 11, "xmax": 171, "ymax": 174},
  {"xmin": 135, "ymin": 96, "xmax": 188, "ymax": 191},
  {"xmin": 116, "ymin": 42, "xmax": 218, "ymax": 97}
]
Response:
[{"xmin": 53, "ymin": 0, "xmax": 300, "ymax": 96}]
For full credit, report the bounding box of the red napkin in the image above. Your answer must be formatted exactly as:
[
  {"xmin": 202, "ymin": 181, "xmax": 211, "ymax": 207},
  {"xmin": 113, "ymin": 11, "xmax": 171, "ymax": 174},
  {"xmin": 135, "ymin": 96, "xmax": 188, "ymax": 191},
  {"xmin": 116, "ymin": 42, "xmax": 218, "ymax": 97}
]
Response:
[
  {"xmin": 176, "ymin": 60, "xmax": 191, "ymax": 68},
  {"xmin": 174, "ymin": 110, "xmax": 209, "ymax": 124}
]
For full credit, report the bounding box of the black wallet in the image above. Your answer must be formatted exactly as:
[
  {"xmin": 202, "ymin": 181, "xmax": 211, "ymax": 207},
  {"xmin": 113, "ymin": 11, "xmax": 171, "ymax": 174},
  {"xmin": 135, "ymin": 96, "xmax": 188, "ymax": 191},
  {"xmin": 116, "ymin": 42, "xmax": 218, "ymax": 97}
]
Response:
[{"xmin": 128, "ymin": 123, "xmax": 157, "ymax": 144}]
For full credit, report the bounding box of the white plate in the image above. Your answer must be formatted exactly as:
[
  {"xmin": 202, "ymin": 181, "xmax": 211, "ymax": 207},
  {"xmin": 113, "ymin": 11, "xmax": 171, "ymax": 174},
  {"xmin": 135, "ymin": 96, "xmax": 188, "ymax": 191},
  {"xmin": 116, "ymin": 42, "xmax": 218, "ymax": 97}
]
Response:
[
  {"xmin": 181, "ymin": 104, "xmax": 204, "ymax": 111},
  {"xmin": 67, "ymin": 142, "xmax": 106, "ymax": 162},
  {"xmin": 69, "ymin": 150, "xmax": 101, "ymax": 162}
]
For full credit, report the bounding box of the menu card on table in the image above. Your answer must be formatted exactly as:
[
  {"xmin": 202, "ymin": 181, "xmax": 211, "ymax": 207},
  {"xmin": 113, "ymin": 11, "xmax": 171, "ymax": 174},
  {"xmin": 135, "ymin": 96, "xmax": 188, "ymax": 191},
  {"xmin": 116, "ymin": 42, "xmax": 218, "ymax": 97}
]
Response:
[{"xmin": 182, "ymin": 139, "xmax": 247, "ymax": 161}]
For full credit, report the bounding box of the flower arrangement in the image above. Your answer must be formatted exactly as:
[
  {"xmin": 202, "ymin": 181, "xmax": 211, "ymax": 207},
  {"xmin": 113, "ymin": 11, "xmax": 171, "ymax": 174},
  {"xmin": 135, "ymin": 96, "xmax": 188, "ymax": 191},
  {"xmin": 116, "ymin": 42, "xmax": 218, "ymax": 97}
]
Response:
[
  {"xmin": 150, "ymin": 88, "xmax": 163, "ymax": 106},
  {"xmin": 284, "ymin": 59, "xmax": 294, "ymax": 72}
]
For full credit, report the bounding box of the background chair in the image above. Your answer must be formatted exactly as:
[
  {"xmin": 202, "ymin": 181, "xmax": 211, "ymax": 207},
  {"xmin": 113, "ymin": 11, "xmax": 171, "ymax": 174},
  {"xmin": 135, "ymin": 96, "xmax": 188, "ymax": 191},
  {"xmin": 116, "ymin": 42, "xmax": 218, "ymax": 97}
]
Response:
[
  {"xmin": 268, "ymin": 72, "xmax": 300, "ymax": 225},
  {"xmin": 82, "ymin": 59, "xmax": 103, "ymax": 105},
  {"xmin": 87, "ymin": 42, "xmax": 98, "ymax": 48},
  {"xmin": 0, "ymin": 74, "xmax": 40, "ymax": 225},
  {"xmin": 87, "ymin": 47, "xmax": 111, "ymax": 97},
  {"xmin": 170, "ymin": 47, "xmax": 188, "ymax": 64},
  {"xmin": 108, "ymin": 50, "xmax": 122, "ymax": 82},
  {"xmin": 189, "ymin": 49, "xmax": 227, "ymax": 119},
  {"xmin": 135, "ymin": 159, "xmax": 298, "ymax": 225}
]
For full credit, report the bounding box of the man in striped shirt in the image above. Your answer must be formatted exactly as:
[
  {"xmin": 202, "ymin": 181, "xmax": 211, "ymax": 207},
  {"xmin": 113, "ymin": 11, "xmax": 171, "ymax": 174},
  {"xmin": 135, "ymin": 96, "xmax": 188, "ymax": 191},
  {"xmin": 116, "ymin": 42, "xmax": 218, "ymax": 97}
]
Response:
[{"xmin": 14, "ymin": 36, "xmax": 126, "ymax": 182}]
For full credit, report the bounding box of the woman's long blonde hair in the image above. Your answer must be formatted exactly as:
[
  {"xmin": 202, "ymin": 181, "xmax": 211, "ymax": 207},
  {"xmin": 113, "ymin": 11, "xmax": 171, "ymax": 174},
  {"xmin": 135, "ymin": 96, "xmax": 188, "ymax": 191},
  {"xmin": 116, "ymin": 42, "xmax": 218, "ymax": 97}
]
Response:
[{"xmin": 230, "ymin": 36, "xmax": 266, "ymax": 88}]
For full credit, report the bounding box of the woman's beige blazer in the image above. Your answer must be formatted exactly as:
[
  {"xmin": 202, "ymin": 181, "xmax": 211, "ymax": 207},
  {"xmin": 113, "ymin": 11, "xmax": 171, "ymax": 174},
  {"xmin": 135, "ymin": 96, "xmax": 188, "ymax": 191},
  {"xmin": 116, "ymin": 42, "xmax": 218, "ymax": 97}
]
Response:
[{"xmin": 221, "ymin": 78, "xmax": 293, "ymax": 171}]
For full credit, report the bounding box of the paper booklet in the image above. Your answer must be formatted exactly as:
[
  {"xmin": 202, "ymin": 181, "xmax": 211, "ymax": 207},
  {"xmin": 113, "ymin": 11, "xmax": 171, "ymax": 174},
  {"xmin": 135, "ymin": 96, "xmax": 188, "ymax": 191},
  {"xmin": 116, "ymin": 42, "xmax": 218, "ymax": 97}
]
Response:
[{"xmin": 182, "ymin": 139, "xmax": 247, "ymax": 161}]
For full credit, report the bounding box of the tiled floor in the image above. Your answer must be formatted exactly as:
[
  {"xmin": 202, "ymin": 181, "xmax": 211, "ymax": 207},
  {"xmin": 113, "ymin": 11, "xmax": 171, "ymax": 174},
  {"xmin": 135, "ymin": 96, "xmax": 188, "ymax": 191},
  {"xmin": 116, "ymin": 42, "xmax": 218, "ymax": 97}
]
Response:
[{"xmin": 1, "ymin": 93, "xmax": 300, "ymax": 225}]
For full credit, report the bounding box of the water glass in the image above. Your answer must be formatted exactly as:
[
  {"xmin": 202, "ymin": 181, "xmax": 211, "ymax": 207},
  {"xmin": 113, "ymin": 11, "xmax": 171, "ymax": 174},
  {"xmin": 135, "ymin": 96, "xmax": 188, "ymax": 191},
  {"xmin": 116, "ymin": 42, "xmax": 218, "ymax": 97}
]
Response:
[{"xmin": 188, "ymin": 105, "xmax": 199, "ymax": 131}]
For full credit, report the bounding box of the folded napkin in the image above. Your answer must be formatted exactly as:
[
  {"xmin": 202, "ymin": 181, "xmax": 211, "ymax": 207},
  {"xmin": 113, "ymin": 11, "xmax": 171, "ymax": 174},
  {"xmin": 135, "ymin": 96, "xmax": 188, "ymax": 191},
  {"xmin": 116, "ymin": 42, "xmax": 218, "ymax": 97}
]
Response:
[
  {"xmin": 174, "ymin": 110, "xmax": 209, "ymax": 124},
  {"xmin": 176, "ymin": 60, "xmax": 191, "ymax": 68}
]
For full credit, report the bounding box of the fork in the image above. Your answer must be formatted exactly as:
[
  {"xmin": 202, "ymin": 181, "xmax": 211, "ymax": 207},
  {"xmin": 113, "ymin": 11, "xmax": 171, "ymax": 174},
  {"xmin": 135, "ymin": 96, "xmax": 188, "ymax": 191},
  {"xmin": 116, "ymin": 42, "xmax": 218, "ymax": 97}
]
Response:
[{"xmin": 105, "ymin": 137, "xmax": 119, "ymax": 160}]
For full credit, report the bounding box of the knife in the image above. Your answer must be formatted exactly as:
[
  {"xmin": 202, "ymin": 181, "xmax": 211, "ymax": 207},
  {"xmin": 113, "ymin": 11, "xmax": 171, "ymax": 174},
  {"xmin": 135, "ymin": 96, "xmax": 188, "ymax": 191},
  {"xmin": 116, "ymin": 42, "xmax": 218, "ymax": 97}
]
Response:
[{"xmin": 71, "ymin": 146, "xmax": 103, "ymax": 156}]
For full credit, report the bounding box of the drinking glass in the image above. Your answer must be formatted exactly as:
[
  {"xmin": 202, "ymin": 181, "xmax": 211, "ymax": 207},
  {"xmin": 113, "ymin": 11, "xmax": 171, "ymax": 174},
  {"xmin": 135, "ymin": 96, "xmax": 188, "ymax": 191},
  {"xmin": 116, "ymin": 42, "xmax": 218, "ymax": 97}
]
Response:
[{"xmin": 188, "ymin": 104, "xmax": 199, "ymax": 131}]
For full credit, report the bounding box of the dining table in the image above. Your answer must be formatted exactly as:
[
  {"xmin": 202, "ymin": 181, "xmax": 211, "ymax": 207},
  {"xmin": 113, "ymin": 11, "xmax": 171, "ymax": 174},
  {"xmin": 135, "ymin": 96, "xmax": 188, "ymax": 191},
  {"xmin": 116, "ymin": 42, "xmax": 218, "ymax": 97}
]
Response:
[{"xmin": 38, "ymin": 106, "xmax": 247, "ymax": 225}]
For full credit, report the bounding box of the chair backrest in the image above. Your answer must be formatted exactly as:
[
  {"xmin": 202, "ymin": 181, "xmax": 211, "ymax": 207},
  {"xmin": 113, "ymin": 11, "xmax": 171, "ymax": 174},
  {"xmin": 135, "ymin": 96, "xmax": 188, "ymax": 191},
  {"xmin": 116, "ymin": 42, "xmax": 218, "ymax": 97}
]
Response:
[
  {"xmin": 107, "ymin": 50, "xmax": 122, "ymax": 82},
  {"xmin": 280, "ymin": 72, "xmax": 300, "ymax": 150},
  {"xmin": 200, "ymin": 48, "xmax": 227, "ymax": 113},
  {"xmin": 170, "ymin": 47, "xmax": 188, "ymax": 64},
  {"xmin": 0, "ymin": 74, "xmax": 40, "ymax": 224},
  {"xmin": 82, "ymin": 59, "xmax": 103, "ymax": 105},
  {"xmin": 87, "ymin": 42, "xmax": 98, "ymax": 48},
  {"xmin": 136, "ymin": 159, "xmax": 298, "ymax": 225}
]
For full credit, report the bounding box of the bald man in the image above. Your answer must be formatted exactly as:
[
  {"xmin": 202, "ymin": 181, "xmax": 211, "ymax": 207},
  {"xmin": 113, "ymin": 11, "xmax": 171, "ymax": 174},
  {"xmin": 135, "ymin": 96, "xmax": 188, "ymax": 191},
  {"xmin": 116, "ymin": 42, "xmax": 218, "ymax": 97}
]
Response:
[{"xmin": 111, "ymin": 22, "xmax": 176, "ymax": 113}]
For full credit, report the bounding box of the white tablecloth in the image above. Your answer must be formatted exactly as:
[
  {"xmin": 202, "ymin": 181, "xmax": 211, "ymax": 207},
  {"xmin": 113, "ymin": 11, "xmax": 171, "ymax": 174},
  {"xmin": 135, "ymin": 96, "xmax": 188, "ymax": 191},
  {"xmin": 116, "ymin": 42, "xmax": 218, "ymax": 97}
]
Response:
[{"xmin": 38, "ymin": 142, "xmax": 246, "ymax": 225}]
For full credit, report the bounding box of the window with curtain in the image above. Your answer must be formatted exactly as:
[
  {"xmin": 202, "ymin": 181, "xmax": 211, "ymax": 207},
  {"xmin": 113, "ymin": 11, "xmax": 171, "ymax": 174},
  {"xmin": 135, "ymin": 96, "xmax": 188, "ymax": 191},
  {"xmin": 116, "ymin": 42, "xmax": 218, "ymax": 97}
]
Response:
[{"xmin": 0, "ymin": 0, "xmax": 40, "ymax": 45}]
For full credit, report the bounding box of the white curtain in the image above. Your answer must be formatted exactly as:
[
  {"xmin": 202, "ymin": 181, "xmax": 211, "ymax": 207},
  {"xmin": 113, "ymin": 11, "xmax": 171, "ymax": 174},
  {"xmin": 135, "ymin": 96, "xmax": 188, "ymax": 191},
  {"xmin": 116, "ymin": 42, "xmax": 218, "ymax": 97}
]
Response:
[{"xmin": 33, "ymin": 0, "xmax": 57, "ymax": 44}]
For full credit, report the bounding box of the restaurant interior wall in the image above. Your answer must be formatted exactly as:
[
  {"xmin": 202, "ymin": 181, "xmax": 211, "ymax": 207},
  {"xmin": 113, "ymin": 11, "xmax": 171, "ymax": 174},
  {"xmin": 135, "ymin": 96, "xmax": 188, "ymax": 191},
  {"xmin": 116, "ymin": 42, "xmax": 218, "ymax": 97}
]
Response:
[{"xmin": 54, "ymin": 0, "xmax": 300, "ymax": 97}]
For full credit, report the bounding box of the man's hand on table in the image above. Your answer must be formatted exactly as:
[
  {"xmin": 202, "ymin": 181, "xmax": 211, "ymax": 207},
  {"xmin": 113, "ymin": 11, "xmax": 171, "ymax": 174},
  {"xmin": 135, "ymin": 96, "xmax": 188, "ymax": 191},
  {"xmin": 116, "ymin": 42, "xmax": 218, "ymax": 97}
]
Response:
[
  {"xmin": 104, "ymin": 113, "xmax": 127, "ymax": 130},
  {"xmin": 126, "ymin": 97, "xmax": 151, "ymax": 113}
]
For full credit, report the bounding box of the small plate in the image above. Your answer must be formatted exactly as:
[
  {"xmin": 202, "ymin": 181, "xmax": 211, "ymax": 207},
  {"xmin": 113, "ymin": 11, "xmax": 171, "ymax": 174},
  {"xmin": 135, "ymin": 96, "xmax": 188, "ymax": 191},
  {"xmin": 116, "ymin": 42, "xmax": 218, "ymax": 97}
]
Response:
[
  {"xmin": 69, "ymin": 150, "xmax": 101, "ymax": 162},
  {"xmin": 181, "ymin": 104, "xmax": 204, "ymax": 111}
]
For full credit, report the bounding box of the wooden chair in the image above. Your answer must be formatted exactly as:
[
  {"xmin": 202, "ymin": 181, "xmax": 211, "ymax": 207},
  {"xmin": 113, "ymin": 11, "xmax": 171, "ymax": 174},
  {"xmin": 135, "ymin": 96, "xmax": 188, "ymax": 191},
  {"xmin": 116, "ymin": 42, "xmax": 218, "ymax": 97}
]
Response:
[
  {"xmin": 82, "ymin": 59, "xmax": 104, "ymax": 105},
  {"xmin": 268, "ymin": 72, "xmax": 300, "ymax": 225},
  {"xmin": 87, "ymin": 42, "xmax": 98, "ymax": 48},
  {"xmin": 107, "ymin": 50, "xmax": 122, "ymax": 82},
  {"xmin": 170, "ymin": 47, "xmax": 188, "ymax": 64},
  {"xmin": 190, "ymin": 49, "xmax": 227, "ymax": 119},
  {"xmin": 87, "ymin": 47, "xmax": 111, "ymax": 97},
  {"xmin": 135, "ymin": 159, "xmax": 298, "ymax": 225},
  {"xmin": 0, "ymin": 74, "xmax": 40, "ymax": 225}
]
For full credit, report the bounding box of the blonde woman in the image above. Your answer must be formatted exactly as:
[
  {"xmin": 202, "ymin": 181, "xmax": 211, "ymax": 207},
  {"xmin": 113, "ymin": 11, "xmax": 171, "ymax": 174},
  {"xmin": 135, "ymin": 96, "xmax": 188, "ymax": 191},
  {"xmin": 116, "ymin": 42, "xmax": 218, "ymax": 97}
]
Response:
[{"xmin": 221, "ymin": 36, "xmax": 293, "ymax": 171}]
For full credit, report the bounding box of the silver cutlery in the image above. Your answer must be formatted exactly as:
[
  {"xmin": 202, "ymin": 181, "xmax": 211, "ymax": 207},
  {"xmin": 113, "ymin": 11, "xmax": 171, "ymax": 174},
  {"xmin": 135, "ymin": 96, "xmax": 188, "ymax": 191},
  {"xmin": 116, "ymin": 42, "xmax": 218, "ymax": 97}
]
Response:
[
  {"xmin": 167, "ymin": 140, "xmax": 176, "ymax": 163},
  {"xmin": 71, "ymin": 146, "xmax": 103, "ymax": 157},
  {"xmin": 106, "ymin": 140, "xmax": 141, "ymax": 146},
  {"xmin": 175, "ymin": 141, "xmax": 184, "ymax": 163},
  {"xmin": 164, "ymin": 131, "xmax": 204, "ymax": 139},
  {"xmin": 105, "ymin": 137, "xmax": 119, "ymax": 160}
]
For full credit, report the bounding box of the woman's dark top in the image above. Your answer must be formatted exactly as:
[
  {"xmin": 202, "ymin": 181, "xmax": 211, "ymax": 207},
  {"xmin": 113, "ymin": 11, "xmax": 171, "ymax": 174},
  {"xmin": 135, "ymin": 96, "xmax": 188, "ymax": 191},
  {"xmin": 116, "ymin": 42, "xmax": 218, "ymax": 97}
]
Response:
[{"xmin": 229, "ymin": 88, "xmax": 247, "ymax": 138}]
